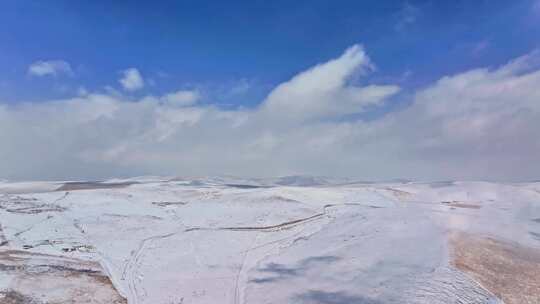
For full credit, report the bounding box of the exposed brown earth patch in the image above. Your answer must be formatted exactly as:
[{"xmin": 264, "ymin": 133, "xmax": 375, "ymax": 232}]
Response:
[
  {"xmin": 0, "ymin": 224, "xmax": 7, "ymax": 247},
  {"xmin": 56, "ymin": 181, "xmax": 137, "ymax": 191},
  {"xmin": 0, "ymin": 289, "xmax": 40, "ymax": 304},
  {"xmin": 263, "ymin": 195, "xmax": 303, "ymax": 204},
  {"xmin": 0, "ymin": 196, "xmax": 66, "ymax": 214},
  {"xmin": 186, "ymin": 212, "xmax": 325, "ymax": 232},
  {"xmin": 152, "ymin": 201, "xmax": 188, "ymax": 207},
  {"xmin": 383, "ymin": 187, "xmax": 413, "ymax": 201},
  {"xmin": 442, "ymin": 201, "xmax": 481, "ymax": 209},
  {"xmin": 450, "ymin": 232, "xmax": 540, "ymax": 304},
  {"xmin": 0, "ymin": 250, "xmax": 126, "ymax": 304}
]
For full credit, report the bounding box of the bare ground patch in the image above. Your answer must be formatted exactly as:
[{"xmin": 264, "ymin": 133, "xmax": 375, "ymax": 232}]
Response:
[
  {"xmin": 0, "ymin": 250, "xmax": 126, "ymax": 304},
  {"xmin": 382, "ymin": 187, "xmax": 413, "ymax": 201},
  {"xmin": 0, "ymin": 289, "xmax": 40, "ymax": 304},
  {"xmin": 450, "ymin": 232, "xmax": 540, "ymax": 304},
  {"xmin": 0, "ymin": 224, "xmax": 7, "ymax": 247},
  {"xmin": 152, "ymin": 201, "xmax": 188, "ymax": 207},
  {"xmin": 0, "ymin": 195, "xmax": 66, "ymax": 214},
  {"xmin": 442, "ymin": 201, "xmax": 481, "ymax": 209},
  {"xmin": 56, "ymin": 181, "xmax": 137, "ymax": 191}
]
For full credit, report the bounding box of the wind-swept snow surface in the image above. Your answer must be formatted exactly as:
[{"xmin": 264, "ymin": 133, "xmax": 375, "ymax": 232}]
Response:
[{"xmin": 1, "ymin": 178, "xmax": 539, "ymax": 303}]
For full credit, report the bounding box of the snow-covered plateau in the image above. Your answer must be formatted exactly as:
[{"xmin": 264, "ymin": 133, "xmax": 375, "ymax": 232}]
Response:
[{"xmin": 1, "ymin": 177, "xmax": 539, "ymax": 304}]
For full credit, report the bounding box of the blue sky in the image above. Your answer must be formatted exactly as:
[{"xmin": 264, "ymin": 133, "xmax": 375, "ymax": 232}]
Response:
[
  {"xmin": 1, "ymin": 0, "xmax": 540, "ymax": 181},
  {"xmin": 1, "ymin": 0, "xmax": 538, "ymax": 104}
]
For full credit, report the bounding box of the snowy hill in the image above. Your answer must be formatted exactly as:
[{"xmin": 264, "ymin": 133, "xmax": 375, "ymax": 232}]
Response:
[{"xmin": 1, "ymin": 179, "xmax": 539, "ymax": 303}]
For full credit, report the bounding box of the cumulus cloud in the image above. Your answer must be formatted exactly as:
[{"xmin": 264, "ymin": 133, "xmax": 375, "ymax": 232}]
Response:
[
  {"xmin": 162, "ymin": 90, "xmax": 200, "ymax": 106},
  {"xmin": 2, "ymin": 45, "xmax": 540, "ymax": 181},
  {"xmin": 261, "ymin": 45, "xmax": 399, "ymax": 123},
  {"xmin": 28, "ymin": 60, "xmax": 72, "ymax": 77},
  {"xmin": 119, "ymin": 68, "xmax": 144, "ymax": 91}
]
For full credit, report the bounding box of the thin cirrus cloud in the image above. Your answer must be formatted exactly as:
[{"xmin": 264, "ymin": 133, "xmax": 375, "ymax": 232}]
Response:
[
  {"xmin": 119, "ymin": 68, "xmax": 144, "ymax": 91},
  {"xmin": 28, "ymin": 60, "xmax": 73, "ymax": 77},
  {"xmin": 395, "ymin": 2, "xmax": 420, "ymax": 31},
  {"xmin": 1, "ymin": 44, "xmax": 540, "ymax": 181}
]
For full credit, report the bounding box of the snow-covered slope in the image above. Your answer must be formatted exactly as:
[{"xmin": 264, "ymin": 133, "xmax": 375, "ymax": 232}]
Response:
[{"xmin": 1, "ymin": 179, "xmax": 539, "ymax": 303}]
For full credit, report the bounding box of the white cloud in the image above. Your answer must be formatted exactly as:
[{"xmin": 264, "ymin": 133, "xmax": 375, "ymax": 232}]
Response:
[
  {"xmin": 361, "ymin": 52, "xmax": 540, "ymax": 180},
  {"xmin": 2, "ymin": 46, "xmax": 540, "ymax": 181},
  {"xmin": 119, "ymin": 68, "xmax": 144, "ymax": 91},
  {"xmin": 28, "ymin": 60, "xmax": 72, "ymax": 77},
  {"xmin": 261, "ymin": 45, "xmax": 399, "ymax": 123},
  {"xmin": 162, "ymin": 90, "xmax": 200, "ymax": 106}
]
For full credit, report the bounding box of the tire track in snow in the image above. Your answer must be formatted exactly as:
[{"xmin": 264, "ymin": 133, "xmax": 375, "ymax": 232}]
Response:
[
  {"xmin": 123, "ymin": 228, "xmax": 184, "ymax": 304},
  {"xmin": 231, "ymin": 203, "xmax": 364, "ymax": 304},
  {"xmin": 123, "ymin": 203, "xmax": 367, "ymax": 304}
]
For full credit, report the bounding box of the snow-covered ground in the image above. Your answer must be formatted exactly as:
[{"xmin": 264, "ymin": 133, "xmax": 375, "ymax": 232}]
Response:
[{"xmin": 1, "ymin": 178, "xmax": 539, "ymax": 303}]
